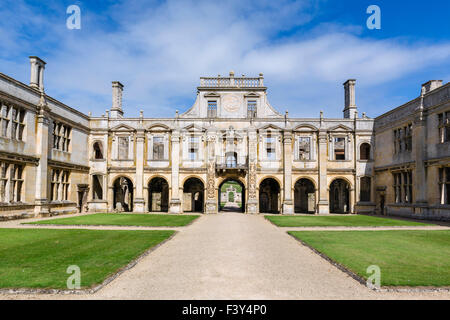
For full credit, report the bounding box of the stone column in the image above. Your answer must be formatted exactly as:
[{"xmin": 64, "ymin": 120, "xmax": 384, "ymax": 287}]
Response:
[
  {"xmin": 317, "ymin": 130, "xmax": 329, "ymax": 214},
  {"xmin": 282, "ymin": 130, "xmax": 294, "ymax": 214},
  {"xmin": 205, "ymin": 133, "xmax": 218, "ymax": 214},
  {"xmin": 169, "ymin": 130, "xmax": 182, "ymax": 213},
  {"xmin": 134, "ymin": 128, "xmax": 145, "ymax": 212},
  {"xmin": 34, "ymin": 93, "xmax": 50, "ymax": 216},
  {"xmin": 247, "ymin": 128, "xmax": 258, "ymax": 214}
]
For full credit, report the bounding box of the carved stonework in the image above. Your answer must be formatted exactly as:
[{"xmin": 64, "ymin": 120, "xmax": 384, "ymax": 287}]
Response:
[{"xmin": 207, "ymin": 161, "xmax": 215, "ymax": 199}]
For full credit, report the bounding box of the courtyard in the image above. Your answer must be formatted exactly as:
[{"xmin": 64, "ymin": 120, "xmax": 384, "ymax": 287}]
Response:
[{"xmin": 0, "ymin": 212, "xmax": 449, "ymax": 299}]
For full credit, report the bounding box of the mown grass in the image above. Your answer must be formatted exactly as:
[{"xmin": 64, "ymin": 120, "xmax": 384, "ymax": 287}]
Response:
[
  {"xmin": 266, "ymin": 214, "xmax": 431, "ymax": 227},
  {"xmin": 289, "ymin": 230, "xmax": 450, "ymax": 286},
  {"xmin": 0, "ymin": 228, "xmax": 174, "ymax": 289},
  {"xmin": 26, "ymin": 213, "xmax": 199, "ymax": 227}
]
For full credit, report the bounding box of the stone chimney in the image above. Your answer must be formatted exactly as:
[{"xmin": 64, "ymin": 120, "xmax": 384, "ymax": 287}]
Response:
[
  {"xmin": 29, "ymin": 56, "xmax": 46, "ymax": 92},
  {"xmin": 110, "ymin": 81, "xmax": 124, "ymax": 118},
  {"xmin": 421, "ymin": 80, "xmax": 443, "ymax": 95},
  {"xmin": 343, "ymin": 79, "xmax": 357, "ymax": 119}
]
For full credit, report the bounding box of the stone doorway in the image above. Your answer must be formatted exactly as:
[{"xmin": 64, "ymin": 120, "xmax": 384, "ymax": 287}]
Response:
[
  {"xmin": 183, "ymin": 177, "xmax": 204, "ymax": 213},
  {"xmin": 113, "ymin": 177, "xmax": 134, "ymax": 212},
  {"xmin": 294, "ymin": 178, "xmax": 316, "ymax": 213},
  {"xmin": 218, "ymin": 179, "xmax": 245, "ymax": 212},
  {"xmin": 259, "ymin": 178, "xmax": 280, "ymax": 213},
  {"xmin": 329, "ymin": 179, "xmax": 350, "ymax": 213},
  {"xmin": 148, "ymin": 177, "xmax": 169, "ymax": 212}
]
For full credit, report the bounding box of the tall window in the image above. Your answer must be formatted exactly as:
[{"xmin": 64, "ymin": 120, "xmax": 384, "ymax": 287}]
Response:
[
  {"xmin": 438, "ymin": 112, "xmax": 450, "ymax": 143},
  {"xmin": 266, "ymin": 136, "xmax": 276, "ymax": 160},
  {"xmin": 360, "ymin": 143, "xmax": 371, "ymax": 160},
  {"xmin": 0, "ymin": 162, "xmax": 24, "ymax": 203},
  {"xmin": 0, "ymin": 104, "xmax": 26, "ymax": 140},
  {"xmin": 393, "ymin": 171, "xmax": 412, "ymax": 203},
  {"xmin": 439, "ymin": 167, "xmax": 450, "ymax": 204},
  {"xmin": 118, "ymin": 137, "xmax": 129, "ymax": 160},
  {"xmin": 53, "ymin": 122, "xmax": 71, "ymax": 152},
  {"xmin": 298, "ymin": 137, "xmax": 311, "ymax": 160},
  {"xmin": 334, "ymin": 137, "xmax": 345, "ymax": 160},
  {"xmin": 92, "ymin": 175, "xmax": 103, "ymax": 200},
  {"xmin": 247, "ymin": 100, "xmax": 257, "ymax": 118},
  {"xmin": 153, "ymin": 137, "xmax": 165, "ymax": 160},
  {"xmin": 93, "ymin": 142, "xmax": 103, "ymax": 159},
  {"xmin": 0, "ymin": 104, "xmax": 9, "ymax": 137},
  {"xmin": 188, "ymin": 136, "xmax": 199, "ymax": 161},
  {"xmin": 207, "ymin": 101, "xmax": 217, "ymax": 118},
  {"xmin": 360, "ymin": 177, "xmax": 371, "ymax": 202},
  {"xmin": 394, "ymin": 124, "xmax": 412, "ymax": 153},
  {"xmin": 51, "ymin": 169, "xmax": 70, "ymax": 201}
]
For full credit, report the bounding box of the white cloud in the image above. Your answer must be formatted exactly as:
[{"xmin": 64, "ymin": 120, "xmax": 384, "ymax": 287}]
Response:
[{"xmin": 0, "ymin": 0, "xmax": 449, "ymax": 118}]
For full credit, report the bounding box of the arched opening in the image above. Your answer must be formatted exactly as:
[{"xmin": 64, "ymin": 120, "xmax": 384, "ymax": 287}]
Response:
[
  {"xmin": 259, "ymin": 178, "xmax": 280, "ymax": 213},
  {"xmin": 148, "ymin": 177, "xmax": 169, "ymax": 212},
  {"xmin": 218, "ymin": 179, "xmax": 245, "ymax": 212},
  {"xmin": 93, "ymin": 141, "xmax": 104, "ymax": 159},
  {"xmin": 360, "ymin": 143, "xmax": 371, "ymax": 160},
  {"xmin": 294, "ymin": 178, "xmax": 316, "ymax": 213},
  {"xmin": 329, "ymin": 179, "xmax": 350, "ymax": 213},
  {"xmin": 113, "ymin": 177, "xmax": 133, "ymax": 212},
  {"xmin": 183, "ymin": 177, "xmax": 204, "ymax": 213}
]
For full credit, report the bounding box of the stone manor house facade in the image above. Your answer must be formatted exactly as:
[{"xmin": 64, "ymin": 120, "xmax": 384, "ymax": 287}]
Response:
[{"xmin": 1, "ymin": 56, "xmax": 450, "ymax": 220}]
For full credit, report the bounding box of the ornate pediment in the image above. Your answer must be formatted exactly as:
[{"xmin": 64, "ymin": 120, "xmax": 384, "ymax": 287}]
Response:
[
  {"xmin": 204, "ymin": 92, "xmax": 221, "ymax": 98},
  {"xmin": 257, "ymin": 124, "xmax": 283, "ymax": 132},
  {"xmin": 182, "ymin": 123, "xmax": 206, "ymax": 132},
  {"xmin": 293, "ymin": 124, "xmax": 318, "ymax": 132},
  {"xmin": 148, "ymin": 123, "xmax": 171, "ymax": 132},
  {"xmin": 328, "ymin": 124, "xmax": 353, "ymax": 132},
  {"xmin": 110, "ymin": 124, "xmax": 136, "ymax": 132}
]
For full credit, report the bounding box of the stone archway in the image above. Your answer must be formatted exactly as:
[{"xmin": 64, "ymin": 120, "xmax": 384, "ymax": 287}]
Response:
[
  {"xmin": 113, "ymin": 177, "xmax": 133, "ymax": 212},
  {"xmin": 294, "ymin": 178, "xmax": 316, "ymax": 213},
  {"xmin": 329, "ymin": 179, "xmax": 350, "ymax": 213},
  {"xmin": 218, "ymin": 179, "xmax": 245, "ymax": 212},
  {"xmin": 183, "ymin": 177, "xmax": 204, "ymax": 213},
  {"xmin": 148, "ymin": 177, "xmax": 169, "ymax": 212},
  {"xmin": 259, "ymin": 178, "xmax": 280, "ymax": 213}
]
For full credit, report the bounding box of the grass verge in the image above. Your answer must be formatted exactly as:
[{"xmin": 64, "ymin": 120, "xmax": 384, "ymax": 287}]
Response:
[
  {"xmin": 0, "ymin": 228, "xmax": 174, "ymax": 289},
  {"xmin": 289, "ymin": 230, "xmax": 450, "ymax": 287},
  {"xmin": 26, "ymin": 213, "xmax": 199, "ymax": 227}
]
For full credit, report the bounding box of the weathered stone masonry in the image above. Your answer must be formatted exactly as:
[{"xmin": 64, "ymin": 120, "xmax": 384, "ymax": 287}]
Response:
[{"xmin": 0, "ymin": 57, "xmax": 449, "ymax": 220}]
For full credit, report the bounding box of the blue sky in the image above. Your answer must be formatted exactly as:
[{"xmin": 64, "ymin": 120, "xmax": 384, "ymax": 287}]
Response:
[{"xmin": 0, "ymin": 0, "xmax": 449, "ymax": 118}]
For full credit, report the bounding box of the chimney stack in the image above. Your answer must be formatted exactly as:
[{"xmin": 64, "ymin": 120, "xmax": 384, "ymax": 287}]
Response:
[
  {"xmin": 29, "ymin": 56, "xmax": 46, "ymax": 92},
  {"xmin": 343, "ymin": 79, "xmax": 357, "ymax": 119},
  {"xmin": 421, "ymin": 80, "xmax": 443, "ymax": 95},
  {"xmin": 110, "ymin": 81, "xmax": 124, "ymax": 118}
]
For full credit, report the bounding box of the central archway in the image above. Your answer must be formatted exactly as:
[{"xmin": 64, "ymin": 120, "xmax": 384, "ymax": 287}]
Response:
[
  {"xmin": 148, "ymin": 177, "xmax": 169, "ymax": 212},
  {"xmin": 259, "ymin": 178, "xmax": 280, "ymax": 214},
  {"xmin": 218, "ymin": 179, "xmax": 245, "ymax": 212},
  {"xmin": 113, "ymin": 176, "xmax": 133, "ymax": 212},
  {"xmin": 294, "ymin": 178, "xmax": 316, "ymax": 213},
  {"xmin": 183, "ymin": 177, "xmax": 204, "ymax": 213},
  {"xmin": 329, "ymin": 179, "xmax": 350, "ymax": 213}
]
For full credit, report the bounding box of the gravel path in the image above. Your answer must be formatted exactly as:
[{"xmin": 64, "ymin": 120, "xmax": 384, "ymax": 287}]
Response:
[{"xmin": 2, "ymin": 212, "xmax": 449, "ymax": 300}]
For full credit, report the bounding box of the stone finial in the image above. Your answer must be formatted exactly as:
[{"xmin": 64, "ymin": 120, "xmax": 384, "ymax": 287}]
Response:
[
  {"xmin": 229, "ymin": 70, "xmax": 235, "ymax": 77},
  {"xmin": 88, "ymin": 111, "xmax": 92, "ymax": 117},
  {"xmin": 320, "ymin": 110, "xmax": 324, "ymax": 119},
  {"xmin": 140, "ymin": 110, "xmax": 144, "ymax": 118}
]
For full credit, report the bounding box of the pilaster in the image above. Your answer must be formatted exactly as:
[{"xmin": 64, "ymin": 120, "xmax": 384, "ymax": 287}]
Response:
[
  {"xmin": 317, "ymin": 130, "xmax": 329, "ymax": 214},
  {"xmin": 282, "ymin": 130, "xmax": 294, "ymax": 214},
  {"xmin": 169, "ymin": 130, "xmax": 182, "ymax": 213}
]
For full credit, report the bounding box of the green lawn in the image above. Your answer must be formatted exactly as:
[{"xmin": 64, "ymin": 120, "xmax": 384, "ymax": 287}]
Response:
[
  {"xmin": 266, "ymin": 214, "xmax": 431, "ymax": 227},
  {"xmin": 26, "ymin": 213, "xmax": 199, "ymax": 227},
  {"xmin": 0, "ymin": 228, "xmax": 174, "ymax": 289},
  {"xmin": 289, "ymin": 230, "xmax": 450, "ymax": 287}
]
